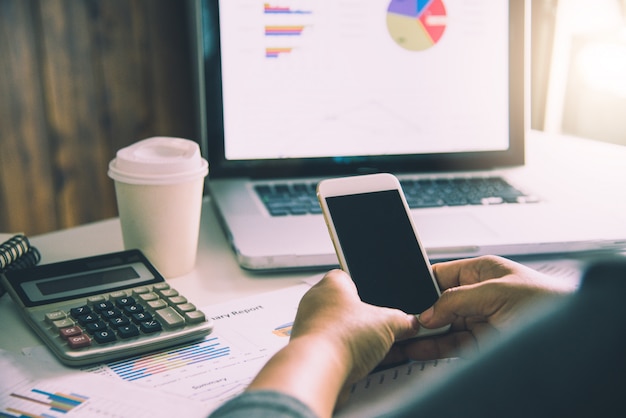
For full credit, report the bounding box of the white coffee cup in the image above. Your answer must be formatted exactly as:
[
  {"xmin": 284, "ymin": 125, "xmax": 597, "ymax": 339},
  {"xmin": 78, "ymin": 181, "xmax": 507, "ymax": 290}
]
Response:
[{"xmin": 108, "ymin": 137, "xmax": 208, "ymax": 277}]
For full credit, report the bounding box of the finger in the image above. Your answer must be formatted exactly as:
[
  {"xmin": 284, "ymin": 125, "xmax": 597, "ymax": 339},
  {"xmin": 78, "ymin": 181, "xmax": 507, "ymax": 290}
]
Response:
[
  {"xmin": 315, "ymin": 269, "xmax": 358, "ymax": 295},
  {"xmin": 431, "ymin": 257, "xmax": 482, "ymax": 290},
  {"xmin": 385, "ymin": 308, "xmax": 421, "ymax": 341},
  {"xmin": 418, "ymin": 281, "xmax": 503, "ymax": 329},
  {"xmin": 432, "ymin": 255, "xmax": 517, "ymax": 290},
  {"xmin": 300, "ymin": 269, "xmax": 358, "ymax": 309}
]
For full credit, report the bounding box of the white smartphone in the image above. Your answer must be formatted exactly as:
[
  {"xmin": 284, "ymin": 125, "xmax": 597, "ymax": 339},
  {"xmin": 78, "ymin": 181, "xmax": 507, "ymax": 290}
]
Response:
[{"xmin": 317, "ymin": 173, "xmax": 449, "ymax": 337}]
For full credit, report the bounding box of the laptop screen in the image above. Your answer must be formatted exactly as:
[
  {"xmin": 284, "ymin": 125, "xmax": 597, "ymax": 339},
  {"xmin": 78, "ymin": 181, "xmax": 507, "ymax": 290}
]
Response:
[{"xmin": 197, "ymin": 0, "xmax": 526, "ymax": 178}]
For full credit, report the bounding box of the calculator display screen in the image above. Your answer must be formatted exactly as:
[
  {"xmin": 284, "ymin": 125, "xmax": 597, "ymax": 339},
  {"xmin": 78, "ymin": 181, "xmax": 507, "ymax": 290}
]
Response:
[
  {"xmin": 20, "ymin": 262, "xmax": 156, "ymax": 304},
  {"xmin": 36, "ymin": 266, "xmax": 140, "ymax": 295}
]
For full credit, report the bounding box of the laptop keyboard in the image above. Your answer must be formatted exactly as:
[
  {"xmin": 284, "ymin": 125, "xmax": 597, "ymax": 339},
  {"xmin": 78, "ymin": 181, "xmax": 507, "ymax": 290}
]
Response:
[{"xmin": 255, "ymin": 176, "xmax": 539, "ymax": 217}]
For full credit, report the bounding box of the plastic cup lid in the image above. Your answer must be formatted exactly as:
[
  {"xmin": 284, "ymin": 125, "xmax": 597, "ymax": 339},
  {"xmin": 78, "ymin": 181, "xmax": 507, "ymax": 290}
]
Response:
[{"xmin": 108, "ymin": 137, "xmax": 208, "ymax": 185}]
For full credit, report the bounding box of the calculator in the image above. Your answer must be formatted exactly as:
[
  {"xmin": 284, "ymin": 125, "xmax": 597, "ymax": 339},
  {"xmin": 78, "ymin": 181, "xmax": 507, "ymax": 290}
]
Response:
[{"xmin": 0, "ymin": 249, "xmax": 213, "ymax": 366}]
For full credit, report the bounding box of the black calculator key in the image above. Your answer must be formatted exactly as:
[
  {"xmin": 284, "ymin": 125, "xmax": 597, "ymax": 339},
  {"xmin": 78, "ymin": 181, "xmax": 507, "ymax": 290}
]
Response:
[
  {"xmin": 131, "ymin": 312, "xmax": 153, "ymax": 324},
  {"xmin": 100, "ymin": 308, "xmax": 123, "ymax": 320},
  {"xmin": 93, "ymin": 301, "xmax": 114, "ymax": 312},
  {"xmin": 139, "ymin": 320, "xmax": 162, "ymax": 334},
  {"xmin": 109, "ymin": 316, "xmax": 131, "ymax": 329},
  {"xmin": 77, "ymin": 313, "xmax": 98, "ymax": 326},
  {"xmin": 124, "ymin": 304, "xmax": 144, "ymax": 315},
  {"xmin": 70, "ymin": 305, "xmax": 92, "ymax": 318},
  {"xmin": 115, "ymin": 296, "xmax": 136, "ymax": 307},
  {"xmin": 117, "ymin": 324, "xmax": 140, "ymax": 339},
  {"xmin": 85, "ymin": 321, "xmax": 108, "ymax": 334},
  {"xmin": 93, "ymin": 329, "xmax": 117, "ymax": 344}
]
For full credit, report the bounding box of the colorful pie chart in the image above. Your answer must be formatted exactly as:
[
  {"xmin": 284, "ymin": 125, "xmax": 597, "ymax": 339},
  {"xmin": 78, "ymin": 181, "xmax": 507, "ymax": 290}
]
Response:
[{"xmin": 387, "ymin": 0, "xmax": 448, "ymax": 51}]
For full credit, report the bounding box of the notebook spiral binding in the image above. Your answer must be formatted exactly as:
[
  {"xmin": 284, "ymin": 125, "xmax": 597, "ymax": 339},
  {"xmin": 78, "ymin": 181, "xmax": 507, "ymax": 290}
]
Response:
[
  {"xmin": 3, "ymin": 246, "xmax": 41, "ymax": 271},
  {"xmin": 1, "ymin": 234, "xmax": 30, "ymax": 269},
  {"xmin": 0, "ymin": 234, "xmax": 42, "ymax": 296}
]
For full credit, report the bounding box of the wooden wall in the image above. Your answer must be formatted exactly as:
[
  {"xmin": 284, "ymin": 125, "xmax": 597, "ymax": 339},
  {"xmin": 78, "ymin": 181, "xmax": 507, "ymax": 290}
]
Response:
[{"xmin": 0, "ymin": 0, "xmax": 197, "ymax": 236}]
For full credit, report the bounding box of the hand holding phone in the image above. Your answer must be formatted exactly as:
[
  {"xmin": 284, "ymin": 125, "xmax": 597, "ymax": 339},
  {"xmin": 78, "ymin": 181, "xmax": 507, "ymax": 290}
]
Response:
[{"xmin": 317, "ymin": 173, "xmax": 449, "ymax": 337}]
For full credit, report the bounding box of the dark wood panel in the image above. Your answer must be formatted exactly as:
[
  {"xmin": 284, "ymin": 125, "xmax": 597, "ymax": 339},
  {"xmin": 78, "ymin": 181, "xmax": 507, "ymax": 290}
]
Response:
[
  {"xmin": 0, "ymin": 0, "xmax": 197, "ymax": 236},
  {"xmin": 0, "ymin": 0, "xmax": 58, "ymax": 234}
]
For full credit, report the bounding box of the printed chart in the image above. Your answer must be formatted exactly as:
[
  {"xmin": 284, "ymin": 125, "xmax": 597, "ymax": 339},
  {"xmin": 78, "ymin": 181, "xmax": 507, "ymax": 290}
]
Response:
[
  {"xmin": 4, "ymin": 387, "xmax": 88, "ymax": 417},
  {"xmin": 84, "ymin": 284, "xmax": 311, "ymax": 414},
  {"xmin": 106, "ymin": 337, "xmax": 231, "ymax": 382},
  {"xmin": 387, "ymin": 0, "xmax": 447, "ymax": 51},
  {"xmin": 0, "ymin": 349, "xmax": 206, "ymax": 418}
]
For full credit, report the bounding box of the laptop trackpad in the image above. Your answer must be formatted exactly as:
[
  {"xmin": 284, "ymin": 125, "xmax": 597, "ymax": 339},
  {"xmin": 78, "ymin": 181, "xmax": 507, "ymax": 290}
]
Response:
[{"xmin": 413, "ymin": 212, "xmax": 499, "ymax": 247}]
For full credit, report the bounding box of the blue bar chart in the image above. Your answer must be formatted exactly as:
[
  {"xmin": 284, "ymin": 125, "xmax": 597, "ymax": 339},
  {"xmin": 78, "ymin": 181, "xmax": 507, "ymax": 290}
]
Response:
[
  {"xmin": 3, "ymin": 389, "xmax": 88, "ymax": 417},
  {"xmin": 106, "ymin": 337, "xmax": 230, "ymax": 382}
]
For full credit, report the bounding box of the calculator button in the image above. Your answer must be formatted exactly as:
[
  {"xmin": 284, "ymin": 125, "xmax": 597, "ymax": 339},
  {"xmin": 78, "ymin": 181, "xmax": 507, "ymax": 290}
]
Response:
[
  {"xmin": 155, "ymin": 307, "xmax": 185, "ymax": 328},
  {"xmin": 167, "ymin": 295, "xmax": 187, "ymax": 305},
  {"xmin": 117, "ymin": 324, "xmax": 140, "ymax": 339},
  {"xmin": 93, "ymin": 301, "xmax": 114, "ymax": 312},
  {"xmin": 85, "ymin": 321, "xmax": 108, "ymax": 334},
  {"xmin": 123, "ymin": 304, "xmax": 144, "ymax": 315},
  {"xmin": 87, "ymin": 295, "xmax": 106, "ymax": 304},
  {"xmin": 174, "ymin": 303, "xmax": 196, "ymax": 314},
  {"xmin": 184, "ymin": 310, "xmax": 206, "ymax": 324},
  {"xmin": 138, "ymin": 292, "xmax": 159, "ymax": 302},
  {"xmin": 140, "ymin": 320, "xmax": 162, "ymax": 333},
  {"xmin": 132, "ymin": 286, "xmax": 150, "ymax": 295},
  {"xmin": 131, "ymin": 311, "xmax": 153, "ymax": 324},
  {"xmin": 109, "ymin": 316, "xmax": 131, "ymax": 329},
  {"xmin": 70, "ymin": 305, "xmax": 92, "ymax": 318},
  {"xmin": 157, "ymin": 288, "xmax": 179, "ymax": 298},
  {"xmin": 147, "ymin": 299, "xmax": 168, "ymax": 310},
  {"xmin": 52, "ymin": 318, "xmax": 75, "ymax": 330},
  {"xmin": 45, "ymin": 311, "xmax": 67, "ymax": 324},
  {"xmin": 100, "ymin": 308, "xmax": 123, "ymax": 320},
  {"xmin": 94, "ymin": 329, "xmax": 117, "ymax": 344},
  {"xmin": 152, "ymin": 283, "xmax": 170, "ymax": 291},
  {"xmin": 77, "ymin": 313, "xmax": 98, "ymax": 326},
  {"xmin": 115, "ymin": 296, "xmax": 136, "ymax": 307},
  {"xmin": 109, "ymin": 290, "xmax": 128, "ymax": 299},
  {"xmin": 68, "ymin": 334, "xmax": 91, "ymax": 349},
  {"xmin": 59, "ymin": 326, "xmax": 83, "ymax": 340}
]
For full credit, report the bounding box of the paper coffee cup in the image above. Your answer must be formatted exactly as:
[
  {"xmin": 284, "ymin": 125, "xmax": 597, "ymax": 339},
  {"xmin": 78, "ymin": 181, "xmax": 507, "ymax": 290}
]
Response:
[{"xmin": 108, "ymin": 137, "xmax": 208, "ymax": 277}]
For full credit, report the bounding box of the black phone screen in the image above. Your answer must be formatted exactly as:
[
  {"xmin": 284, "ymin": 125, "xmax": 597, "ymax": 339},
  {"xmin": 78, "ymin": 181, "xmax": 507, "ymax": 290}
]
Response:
[{"xmin": 326, "ymin": 189, "xmax": 439, "ymax": 314}]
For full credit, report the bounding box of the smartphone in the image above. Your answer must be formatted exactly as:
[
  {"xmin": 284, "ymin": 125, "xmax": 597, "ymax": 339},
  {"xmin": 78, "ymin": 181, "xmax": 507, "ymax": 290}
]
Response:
[{"xmin": 317, "ymin": 173, "xmax": 449, "ymax": 337}]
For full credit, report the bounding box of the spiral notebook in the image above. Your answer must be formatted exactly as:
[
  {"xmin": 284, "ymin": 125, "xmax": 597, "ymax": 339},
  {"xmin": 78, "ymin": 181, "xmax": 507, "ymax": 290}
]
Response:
[{"xmin": 0, "ymin": 234, "xmax": 42, "ymax": 297}]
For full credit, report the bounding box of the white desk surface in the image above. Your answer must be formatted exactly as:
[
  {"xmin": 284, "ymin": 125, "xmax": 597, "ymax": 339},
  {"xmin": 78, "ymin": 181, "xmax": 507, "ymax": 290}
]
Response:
[{"xmin": 2, "ymin": 130, "xmax": 625, "ymax": 355}]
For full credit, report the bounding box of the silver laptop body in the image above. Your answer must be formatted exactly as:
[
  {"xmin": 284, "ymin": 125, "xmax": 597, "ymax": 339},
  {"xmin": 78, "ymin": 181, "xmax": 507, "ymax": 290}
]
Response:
[{"xmin": 192, "ymin": 0, "xmax": 626, "ymax": 271}]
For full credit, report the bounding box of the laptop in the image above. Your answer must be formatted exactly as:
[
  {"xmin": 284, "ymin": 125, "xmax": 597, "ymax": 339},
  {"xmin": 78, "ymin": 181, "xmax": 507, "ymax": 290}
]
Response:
[{"xmin": 192, "ymin": 0, "xmax": 626, "ymax": 271}]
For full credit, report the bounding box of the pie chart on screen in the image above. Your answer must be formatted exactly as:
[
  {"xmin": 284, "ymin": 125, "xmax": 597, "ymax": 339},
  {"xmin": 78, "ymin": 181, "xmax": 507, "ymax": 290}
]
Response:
[{"xmin": 386, "ymin": 0, "xmax": 447, "ymax": 51}]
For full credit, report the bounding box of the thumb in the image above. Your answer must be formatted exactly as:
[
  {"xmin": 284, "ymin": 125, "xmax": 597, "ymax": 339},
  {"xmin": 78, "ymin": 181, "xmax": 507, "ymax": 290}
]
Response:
[
  {"xmin": 387, "ymin": 309, "xmax": 421, "ymax": 341},
  {"xmin": 418, "ymin": 283, "xmax": 494, "ymax": 329}
]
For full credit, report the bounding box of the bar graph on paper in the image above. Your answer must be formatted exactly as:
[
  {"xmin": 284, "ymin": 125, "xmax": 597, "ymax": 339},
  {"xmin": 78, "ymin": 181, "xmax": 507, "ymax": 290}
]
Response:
[
  {"xmin": 106, "ymin": 337, "xmax": 230, "ymax": 382},
  {"xmin": 92, "ymin": 332, "xmax": 284, "ymax": 408},
  {"xmin": 3, "ymin": 387, "xmax": 88, "ymax": 417},
  {"xmin": 84, "ymin": 284, "xmax": 311, "ymax": 414}
]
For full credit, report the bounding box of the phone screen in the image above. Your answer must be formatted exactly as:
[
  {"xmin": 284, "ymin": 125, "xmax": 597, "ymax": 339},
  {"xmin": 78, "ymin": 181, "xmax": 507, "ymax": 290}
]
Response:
[{"xmin": 325, "ymin": 189, "xmax": 439, "ymax": 314}]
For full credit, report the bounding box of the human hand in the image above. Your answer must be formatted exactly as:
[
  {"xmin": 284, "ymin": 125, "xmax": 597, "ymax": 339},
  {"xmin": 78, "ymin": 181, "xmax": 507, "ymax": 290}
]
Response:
[
  {"xmin": 291, "ymin": 269, "xmax": 420, "ymax": 384},
  {"xmin": 246, "ymin": 269, "xmax": 419, "ymax": 417},
  {"xmin": 391, "ymin": 255, "xmax": 574, "ymax": 361}
]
